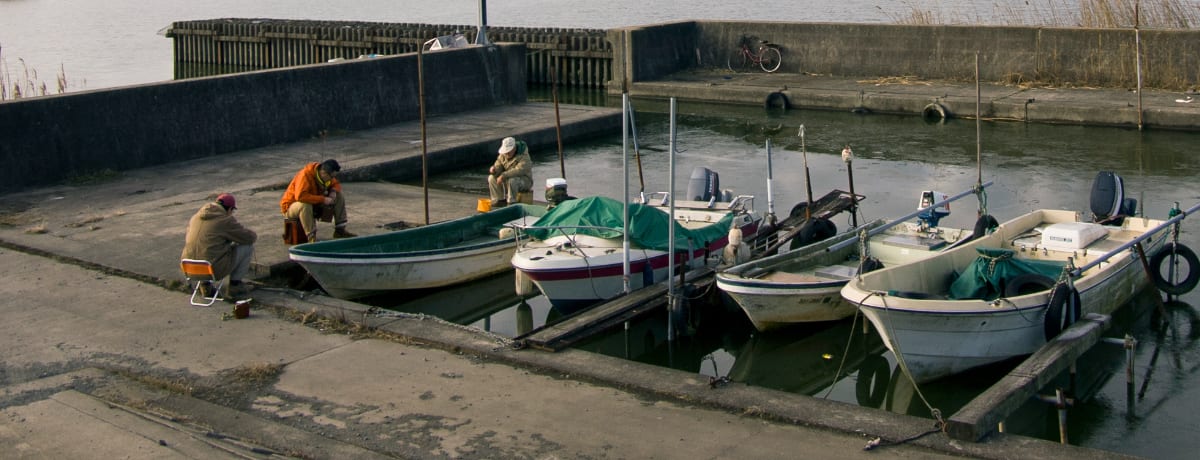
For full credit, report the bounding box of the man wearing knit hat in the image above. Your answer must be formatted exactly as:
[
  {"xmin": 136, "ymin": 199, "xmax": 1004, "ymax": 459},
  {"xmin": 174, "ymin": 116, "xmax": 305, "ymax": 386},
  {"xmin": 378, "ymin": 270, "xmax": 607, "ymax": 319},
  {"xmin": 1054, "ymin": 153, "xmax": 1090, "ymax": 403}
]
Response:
[
  {"xmin": 182, "ymin": 193, "xmax": 257, "ymax": 300},
  {"xmin": 487, "ymin": 137, "xmax": 533, "ymax": 208},
  {"xmin": 280, "ymin": 159, "xmax": 356, "ymax": 241}
]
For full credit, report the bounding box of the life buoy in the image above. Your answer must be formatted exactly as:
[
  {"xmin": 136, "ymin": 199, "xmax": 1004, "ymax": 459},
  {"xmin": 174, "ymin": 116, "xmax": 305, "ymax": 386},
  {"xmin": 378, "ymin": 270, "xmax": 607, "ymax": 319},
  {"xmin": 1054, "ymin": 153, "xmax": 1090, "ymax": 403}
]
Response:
[
  {"xmin": 855, "ymin": 355, "xmax": 890, "ymax": 408},
  {"xmin": 969, "ymin": 214, "xmax": 1000, "ymax": 242},
  {"xmin": 922, "ymin": 103, "xmax": 948, "ymax": 122},
  {"xmin": 1149, "ymin": 243, "xmax": 1200, "ymax": 295},
  {"xmin": 1004, "ymin": 273, "xmax": 1055, "ymax": 297},
  {"xmin": 1044, "ymin": 284, "xmax": 1082, "ymax": 340}
]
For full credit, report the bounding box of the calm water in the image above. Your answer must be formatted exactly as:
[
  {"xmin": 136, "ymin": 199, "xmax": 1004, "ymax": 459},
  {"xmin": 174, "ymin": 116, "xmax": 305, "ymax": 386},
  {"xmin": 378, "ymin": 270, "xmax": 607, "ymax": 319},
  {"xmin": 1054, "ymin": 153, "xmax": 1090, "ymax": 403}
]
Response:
[
  {"xmin": 395, "ymin": 98, "xmax": 1200, "ymax": 458},
  {"xmin": 0, "ymin": 0, "xmax": 1137, "ymax": 91}
]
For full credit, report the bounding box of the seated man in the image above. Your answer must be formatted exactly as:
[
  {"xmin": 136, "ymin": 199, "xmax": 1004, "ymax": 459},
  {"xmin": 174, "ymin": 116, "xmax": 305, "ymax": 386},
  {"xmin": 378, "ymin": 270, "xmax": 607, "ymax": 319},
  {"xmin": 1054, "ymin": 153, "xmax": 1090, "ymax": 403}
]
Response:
[
  {"xmin": 280, "ymin": 159, "xmax": 356, "ymax": 241},
  {"xmin": 487, "ymin": 137, "xmax": 533, "ymax": 207},
  {"xmin": 181, "ymin": 193, "xmax": 257, "ymax": 300}
]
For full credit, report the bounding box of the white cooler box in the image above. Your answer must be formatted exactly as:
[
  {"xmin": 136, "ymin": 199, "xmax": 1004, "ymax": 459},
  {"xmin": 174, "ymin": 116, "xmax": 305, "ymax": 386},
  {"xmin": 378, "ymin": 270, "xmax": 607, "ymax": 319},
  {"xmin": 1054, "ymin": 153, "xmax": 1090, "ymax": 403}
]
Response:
[{"xmin": 1041, "ymin": 222, "xmax": 1108, "ymax": 251}]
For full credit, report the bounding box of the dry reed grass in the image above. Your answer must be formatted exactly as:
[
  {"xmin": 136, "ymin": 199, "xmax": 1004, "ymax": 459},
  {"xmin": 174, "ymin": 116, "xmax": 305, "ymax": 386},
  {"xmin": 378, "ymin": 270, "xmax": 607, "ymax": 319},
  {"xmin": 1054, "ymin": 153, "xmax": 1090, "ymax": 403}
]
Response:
[
  {"xmin": 1, "ymin": 43, "xmax": 80, "ymax": 100},
  {"xmin": 889, "ymin": 0, "xmax": 1197, "ymax": 28}
]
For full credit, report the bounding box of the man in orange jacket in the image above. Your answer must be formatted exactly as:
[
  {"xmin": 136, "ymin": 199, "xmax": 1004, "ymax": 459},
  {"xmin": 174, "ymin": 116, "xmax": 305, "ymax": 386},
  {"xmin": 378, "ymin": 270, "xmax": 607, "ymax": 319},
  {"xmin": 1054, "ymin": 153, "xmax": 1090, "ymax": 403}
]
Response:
[{"xmin": 280, "ymin": 159, "xmax": 356, "ymax": 241}]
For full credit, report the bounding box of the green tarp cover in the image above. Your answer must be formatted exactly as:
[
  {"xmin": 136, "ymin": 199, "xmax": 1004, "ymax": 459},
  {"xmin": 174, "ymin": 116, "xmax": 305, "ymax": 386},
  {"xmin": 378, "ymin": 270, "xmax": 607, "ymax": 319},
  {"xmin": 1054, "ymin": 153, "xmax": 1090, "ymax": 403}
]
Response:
[
  {"xmin": 948, "ymin": 247, "xmax": 1067, "ymax": 300},
  {"xmin": 524, "ymin": 196, "xmax": 735, "ymax": 251}
]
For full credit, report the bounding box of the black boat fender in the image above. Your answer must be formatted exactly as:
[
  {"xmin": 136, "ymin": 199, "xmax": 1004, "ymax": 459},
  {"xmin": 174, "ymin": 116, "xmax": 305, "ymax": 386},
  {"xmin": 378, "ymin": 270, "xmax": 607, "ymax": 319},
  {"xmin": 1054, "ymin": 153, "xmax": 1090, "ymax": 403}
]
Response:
[
  {"xmin": 1044, "ymin": 284, "xmax": 1082, "ymax": 341},
  {"xmin": 922, "ymin": 103, "xmax": 948, "ymax": 121},
  {"xmin": 1149, "ymin": 242, "xmax": 1200, "ymax": 295}
]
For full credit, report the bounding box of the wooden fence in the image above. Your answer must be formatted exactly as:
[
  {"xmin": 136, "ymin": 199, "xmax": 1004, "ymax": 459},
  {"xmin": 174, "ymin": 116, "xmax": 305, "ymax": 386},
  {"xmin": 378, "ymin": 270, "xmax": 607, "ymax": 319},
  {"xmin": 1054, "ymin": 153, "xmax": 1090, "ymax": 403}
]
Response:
[{"xmin": 166, "ymin": 19, "xmax": 613, "ymax": 88}]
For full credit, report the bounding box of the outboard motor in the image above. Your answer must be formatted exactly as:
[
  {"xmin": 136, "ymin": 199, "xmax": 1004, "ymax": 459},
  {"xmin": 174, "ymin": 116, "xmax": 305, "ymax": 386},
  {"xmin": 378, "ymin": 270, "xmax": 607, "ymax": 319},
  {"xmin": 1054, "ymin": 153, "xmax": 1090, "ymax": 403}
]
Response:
[
  {"xmin": 544, "ymin": 177, "xmax": 574, "ymax": 209},
  {"xmin": 687, "ymin": 167, "xmax": 721, "ymax": 202},
  {"xmin": 1090, "ymin": 171, "xmax": 1136, "ymax": 224},
  {"xmin": 917, "ymin": 190, "xmax": 951, "ymax": 228}
]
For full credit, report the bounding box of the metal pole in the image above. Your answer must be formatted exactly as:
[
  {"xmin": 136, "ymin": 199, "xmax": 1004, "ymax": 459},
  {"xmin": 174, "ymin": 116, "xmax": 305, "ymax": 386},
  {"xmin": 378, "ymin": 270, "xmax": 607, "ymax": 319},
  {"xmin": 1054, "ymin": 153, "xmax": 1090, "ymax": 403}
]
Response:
[
  {"xmin": 975, "ymin": 52, "xmax": 982, "ymax": 187},
  {"xmin": 667, "ymin": 97, "xmax": 678, "ymax": 341},
  {"xmin": 1135, "ymin": 2, "xmax": 1143, "ymax": 131},
  {"xmin": 1056, "ymin": 388, "xmax": 1069, "ymax": 444},
  {"xmin": 475, "ymin": 0, "xmax": 491, "ymax": 46},
  {"xmin": 801, "ymin": 126, "xmax": 813, "ymax": 219},
  {"xmin": 622, "ymin": 94, "xmax": 631, "ymax": 295},
  {"xmin": 418, "ymin": 44, "xmax": 430, "ymax": 225},
  {"xmin": 766, "ymin": 139, "xmax": 775, "ymax": 221},
  {"xmin": 1125, "ymin": 334, "xmax": 1137, "ymax": 414}
]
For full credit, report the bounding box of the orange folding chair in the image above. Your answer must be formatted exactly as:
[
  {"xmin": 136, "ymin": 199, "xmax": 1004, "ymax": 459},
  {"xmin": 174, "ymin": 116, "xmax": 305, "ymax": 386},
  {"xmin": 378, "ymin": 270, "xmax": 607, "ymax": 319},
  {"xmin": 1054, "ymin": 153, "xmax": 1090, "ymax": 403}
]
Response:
[{"xmin": 181, "ymin": 259, "xmax": 223, "ymax": 306}]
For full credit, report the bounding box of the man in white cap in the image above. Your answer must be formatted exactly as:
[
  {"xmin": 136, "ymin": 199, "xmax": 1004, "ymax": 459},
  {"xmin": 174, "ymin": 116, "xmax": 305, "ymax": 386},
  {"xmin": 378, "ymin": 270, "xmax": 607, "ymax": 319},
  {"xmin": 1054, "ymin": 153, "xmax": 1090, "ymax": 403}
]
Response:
[{"xmin": 487, "ymin": 136, "xmax": 533, "ymax": 207}]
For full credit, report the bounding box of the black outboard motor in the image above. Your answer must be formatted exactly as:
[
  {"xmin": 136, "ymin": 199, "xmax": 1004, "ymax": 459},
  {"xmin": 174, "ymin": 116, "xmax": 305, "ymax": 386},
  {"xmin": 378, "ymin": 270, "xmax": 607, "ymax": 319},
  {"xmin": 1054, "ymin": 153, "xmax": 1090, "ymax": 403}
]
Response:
[
  {"xmin": 687, "ymin": 167, "xmax": 720, "ymax": 202},
  {"xmin": 1090, "ymin": 171, "xmax": 1137, "ymax": 224}
]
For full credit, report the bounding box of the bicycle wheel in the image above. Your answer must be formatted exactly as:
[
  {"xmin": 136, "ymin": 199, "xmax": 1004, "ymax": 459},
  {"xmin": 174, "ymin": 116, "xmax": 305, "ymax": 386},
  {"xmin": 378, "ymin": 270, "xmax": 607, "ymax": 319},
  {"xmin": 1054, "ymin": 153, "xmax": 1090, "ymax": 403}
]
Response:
[
  {"xmin": 759, "ymin": 46, "xmax": 782, "ymax": 73},
  {"xmin": 727, "ymin": 49, "xmax": 749, "ymax": 72}
]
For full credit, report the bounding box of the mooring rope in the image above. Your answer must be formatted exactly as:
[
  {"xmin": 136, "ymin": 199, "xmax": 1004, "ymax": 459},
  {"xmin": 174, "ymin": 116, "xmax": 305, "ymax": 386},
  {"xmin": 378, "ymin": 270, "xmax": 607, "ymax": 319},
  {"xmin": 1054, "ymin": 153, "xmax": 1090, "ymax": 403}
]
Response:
[
  {"xmin": 853, "ymin": 291, "xmax": 947, "ymax": 448},
  {"xmin": 820, "ymin": 308, "xmax": 861, "ymax": 400},
  {"xmin": 365, "ymin": 306, "xmax": 522, "ymax": 351}
]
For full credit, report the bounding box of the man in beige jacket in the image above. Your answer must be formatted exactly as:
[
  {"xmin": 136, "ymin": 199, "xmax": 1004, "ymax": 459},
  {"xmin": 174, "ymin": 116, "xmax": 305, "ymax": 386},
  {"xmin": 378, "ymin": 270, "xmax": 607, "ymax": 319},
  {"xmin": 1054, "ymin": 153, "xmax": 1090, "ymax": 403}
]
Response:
[{"xmin": 182, "ymin": 193, "xmax": 258, "ymax": 300}]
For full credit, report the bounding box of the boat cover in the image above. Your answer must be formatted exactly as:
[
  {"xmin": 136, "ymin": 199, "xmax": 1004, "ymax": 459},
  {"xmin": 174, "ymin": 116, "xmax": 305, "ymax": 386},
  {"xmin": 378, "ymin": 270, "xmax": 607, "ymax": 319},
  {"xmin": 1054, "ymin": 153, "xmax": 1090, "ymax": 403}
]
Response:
[
  {"xmin": 948, "ymin": 247, "xmax": 1066, "ymax": 300},
  {"xmin": 523, "ymin": 196, "xmax": 735, "ymax": 252}
]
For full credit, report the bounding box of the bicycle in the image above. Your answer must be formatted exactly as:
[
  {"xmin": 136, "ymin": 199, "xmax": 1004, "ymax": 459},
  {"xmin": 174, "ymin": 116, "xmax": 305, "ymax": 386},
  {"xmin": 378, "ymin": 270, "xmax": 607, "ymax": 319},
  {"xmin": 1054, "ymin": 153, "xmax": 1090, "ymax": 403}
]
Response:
[{"xmin": 727, "ymin": 35, "xmax": 782, "ymax": 73}]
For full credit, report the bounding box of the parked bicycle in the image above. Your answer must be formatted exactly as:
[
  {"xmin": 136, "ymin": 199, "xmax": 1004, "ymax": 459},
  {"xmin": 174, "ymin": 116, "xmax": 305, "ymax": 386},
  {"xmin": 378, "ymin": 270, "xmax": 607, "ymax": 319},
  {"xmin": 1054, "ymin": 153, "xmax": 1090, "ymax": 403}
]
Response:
[{"xmin": 727, "ymin": 35, "xmax": 782, "ymax": 73}]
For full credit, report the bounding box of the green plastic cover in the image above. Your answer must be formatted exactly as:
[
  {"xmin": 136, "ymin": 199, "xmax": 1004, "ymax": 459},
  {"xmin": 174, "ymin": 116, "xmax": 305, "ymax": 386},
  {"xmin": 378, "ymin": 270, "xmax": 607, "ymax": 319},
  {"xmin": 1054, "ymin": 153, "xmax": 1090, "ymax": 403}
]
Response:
[
  {"xmin": 948, "ymin": 247, "xmax": 1067, "ymax": 300},
  {"xmin": 524, "ymin": 196, "xmax": 735, "ymax": 251}
]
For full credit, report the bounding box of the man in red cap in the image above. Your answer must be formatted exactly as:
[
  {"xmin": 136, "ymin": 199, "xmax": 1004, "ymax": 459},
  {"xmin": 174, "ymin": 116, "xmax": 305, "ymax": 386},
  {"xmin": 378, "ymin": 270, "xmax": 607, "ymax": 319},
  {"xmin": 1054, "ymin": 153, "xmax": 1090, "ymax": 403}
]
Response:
[
  {"xmin": 280, "ymin": 159, "xmax": 356, "ymax": 241},
  {"xmin": 182, "ymin": 193, "xmax": 258, "ymax": 300},
  {"xmin": 487, "ymin": 137, "xmax": 532, "ymax": 208}
]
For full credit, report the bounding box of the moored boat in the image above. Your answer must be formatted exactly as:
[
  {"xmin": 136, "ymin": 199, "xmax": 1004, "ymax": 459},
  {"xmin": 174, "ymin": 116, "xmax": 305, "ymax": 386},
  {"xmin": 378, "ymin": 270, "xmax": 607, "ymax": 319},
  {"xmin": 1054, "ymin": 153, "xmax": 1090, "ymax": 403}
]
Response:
[
  {"xmin": 289, "ymin": 203, "xmax": 546, "ymax": 299},
  {"xmin": 717, "ymin": 189, "xmax": 979, "ymax": 331},
  {"xmin": 841, "ymin": 172, "xmax": 1188, "ymax": 383},
  {"xmin": 511, "ymin": 194, "xmax": 760, "ymax": 310}
]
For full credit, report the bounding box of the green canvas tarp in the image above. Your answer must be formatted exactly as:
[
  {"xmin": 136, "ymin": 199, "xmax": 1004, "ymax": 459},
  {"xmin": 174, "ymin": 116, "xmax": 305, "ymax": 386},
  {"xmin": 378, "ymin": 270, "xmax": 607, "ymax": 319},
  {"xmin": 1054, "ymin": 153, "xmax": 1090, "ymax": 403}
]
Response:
[
  {"xmin": 524, "ymin": 196, "xmax": 735, "ymax": 252},
  {"xmin": 948, "ymin": 247, "xmax": 1067, "ymax": 300}
]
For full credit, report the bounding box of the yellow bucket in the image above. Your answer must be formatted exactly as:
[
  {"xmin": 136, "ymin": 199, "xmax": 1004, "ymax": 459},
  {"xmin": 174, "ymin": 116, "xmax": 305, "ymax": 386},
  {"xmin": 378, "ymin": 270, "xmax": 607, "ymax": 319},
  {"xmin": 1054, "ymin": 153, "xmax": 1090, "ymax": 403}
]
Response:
[{"xmin": 477, "ymin": 198, "xmax": 492, "ymax": 213}]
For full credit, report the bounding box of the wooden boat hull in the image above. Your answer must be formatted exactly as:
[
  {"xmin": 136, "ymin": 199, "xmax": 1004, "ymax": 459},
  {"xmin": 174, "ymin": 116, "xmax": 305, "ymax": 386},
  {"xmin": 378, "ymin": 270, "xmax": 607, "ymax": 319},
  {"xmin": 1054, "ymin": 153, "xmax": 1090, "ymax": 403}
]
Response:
[
  {"xmin": 289, "ymin": 204, "xmax": 545, "ymax": 299},
  {"xmin": 717, "ymin": 220, "xmax": 970, "ymax": 331},
  {"xmin": 841, "ymin": 209, "xmax": 1168, "ymax": 383}
]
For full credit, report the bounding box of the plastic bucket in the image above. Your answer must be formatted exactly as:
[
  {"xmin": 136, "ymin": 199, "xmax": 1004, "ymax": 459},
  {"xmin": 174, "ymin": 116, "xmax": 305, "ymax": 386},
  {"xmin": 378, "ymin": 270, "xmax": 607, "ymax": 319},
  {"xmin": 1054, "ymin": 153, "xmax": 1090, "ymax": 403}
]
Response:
[{"xmin": 477, "ymin": 198, "xmax": 492, "ymax": 213}]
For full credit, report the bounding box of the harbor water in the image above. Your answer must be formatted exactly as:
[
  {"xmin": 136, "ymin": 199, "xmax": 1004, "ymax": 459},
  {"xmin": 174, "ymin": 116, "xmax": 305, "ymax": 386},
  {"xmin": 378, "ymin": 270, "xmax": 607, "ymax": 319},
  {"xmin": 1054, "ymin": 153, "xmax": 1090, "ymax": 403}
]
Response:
[
  {"xmin": 5, "ymin": 0, "xmax": 1200, "ymax": 457},
  {"xmin": 395, "ymin": 95, "xmax": 1200, "ymax": 458}
]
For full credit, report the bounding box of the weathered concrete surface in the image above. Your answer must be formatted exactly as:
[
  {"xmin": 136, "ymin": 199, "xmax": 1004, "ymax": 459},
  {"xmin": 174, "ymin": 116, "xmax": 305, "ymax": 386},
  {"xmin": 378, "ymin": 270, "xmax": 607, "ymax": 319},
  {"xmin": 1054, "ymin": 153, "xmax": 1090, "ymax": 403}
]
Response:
[
  {"xmin": 626, "ymin": 69, "xmax": 1200, "ymax": 131},
  {"xmin": 0, "ymin": 99, "xmax": 1139, "ymax": 459}
]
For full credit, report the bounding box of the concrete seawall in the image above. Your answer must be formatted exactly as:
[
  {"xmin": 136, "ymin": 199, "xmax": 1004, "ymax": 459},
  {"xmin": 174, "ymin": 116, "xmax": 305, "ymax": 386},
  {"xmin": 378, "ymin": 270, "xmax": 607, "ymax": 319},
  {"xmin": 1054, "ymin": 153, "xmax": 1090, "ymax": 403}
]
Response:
[
  {"xmin": 611, "ymin": 21, "xmax": 1200, "ymax": 91},
  {"xmin": 0, "ymin": 44, "xmax": 526, "ymax": 193}
]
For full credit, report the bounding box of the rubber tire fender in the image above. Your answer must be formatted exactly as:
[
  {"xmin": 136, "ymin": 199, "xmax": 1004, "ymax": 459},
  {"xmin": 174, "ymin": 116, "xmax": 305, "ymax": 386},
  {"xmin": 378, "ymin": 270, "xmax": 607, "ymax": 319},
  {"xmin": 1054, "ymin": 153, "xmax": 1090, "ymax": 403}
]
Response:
[
  {"xmin": 1004, "ymin": 273, "xmax": 1055, "ymax": 297},
  {"xmin": 922, "ymin": 103, "xmax": 948, "ymax": 122},
  {"xmin": 1149, "ymin": 242, "xmax": 1200, "ymax": 295},
  {"xmin": 855, "ymin": 355, "xmax": 890, "ymax": 408},
  {"xmin": 1044, "ymin": 284, "xmax": 1082, "ymax": 341}
]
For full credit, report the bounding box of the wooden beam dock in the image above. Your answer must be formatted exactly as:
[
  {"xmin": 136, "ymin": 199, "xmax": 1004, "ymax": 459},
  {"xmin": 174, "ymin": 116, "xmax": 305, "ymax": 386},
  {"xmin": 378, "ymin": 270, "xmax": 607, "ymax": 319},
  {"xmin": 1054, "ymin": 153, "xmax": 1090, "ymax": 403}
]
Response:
[
  {"xmin": 946, "ymin": 312, "xmax": 1113, "ymax": 441},
  {"xmin": 516, "ymin": 269, "xmax": 714, "ymax": 352}
]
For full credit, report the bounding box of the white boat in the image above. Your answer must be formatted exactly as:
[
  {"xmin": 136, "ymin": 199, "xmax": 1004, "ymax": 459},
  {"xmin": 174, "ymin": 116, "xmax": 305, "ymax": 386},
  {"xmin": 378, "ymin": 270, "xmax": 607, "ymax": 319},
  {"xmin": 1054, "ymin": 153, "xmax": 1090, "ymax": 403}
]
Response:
[
  {"xmin": 289, "ymin": 203, "xmax": 546, "ymax": 299},
  {"xmin": 840, "ymin": 172, "xmax": 1183, "ymax": 383},
  {"xmin": 511, "ymin": 194, "xmax": 761, "ymax": 310},
  {"xmin": 717, "ymin": 189, "xmax": 978, "ymax": 331}
]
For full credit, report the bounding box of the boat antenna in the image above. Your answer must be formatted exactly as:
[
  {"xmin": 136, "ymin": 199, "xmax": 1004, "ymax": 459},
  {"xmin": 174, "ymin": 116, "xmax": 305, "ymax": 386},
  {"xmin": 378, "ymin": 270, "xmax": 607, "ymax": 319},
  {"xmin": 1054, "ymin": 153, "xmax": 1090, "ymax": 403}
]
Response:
[
  {"xmin": 800, "ymin": 125, "xmax": 813, "ymax": 220},
  {"xmin": 842, "ymin": 145, "xmax": 858, "ymax": 228},
  {"xmin": 552, "ymin": 53, "xmax": 565, "ymax": 179},
  {"xmin": 418, "ymin": 41, "xmax": 430, "ymax": 225},
  {"xmin": 629, "ymin": 99, "xmax": 646, "ymax": 200}
]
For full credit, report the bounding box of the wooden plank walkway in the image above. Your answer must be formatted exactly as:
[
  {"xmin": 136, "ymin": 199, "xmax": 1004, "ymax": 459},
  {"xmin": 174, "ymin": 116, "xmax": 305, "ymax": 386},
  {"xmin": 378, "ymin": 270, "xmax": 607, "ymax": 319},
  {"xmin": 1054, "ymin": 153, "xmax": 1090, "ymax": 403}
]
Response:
[
  {"xmin": 946, "ymin": 313, "xmax": 1113, "ymax": 441},
  {"xmin": 517, "ymin": 269, "xmax": 714, "ymax": 352}
]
